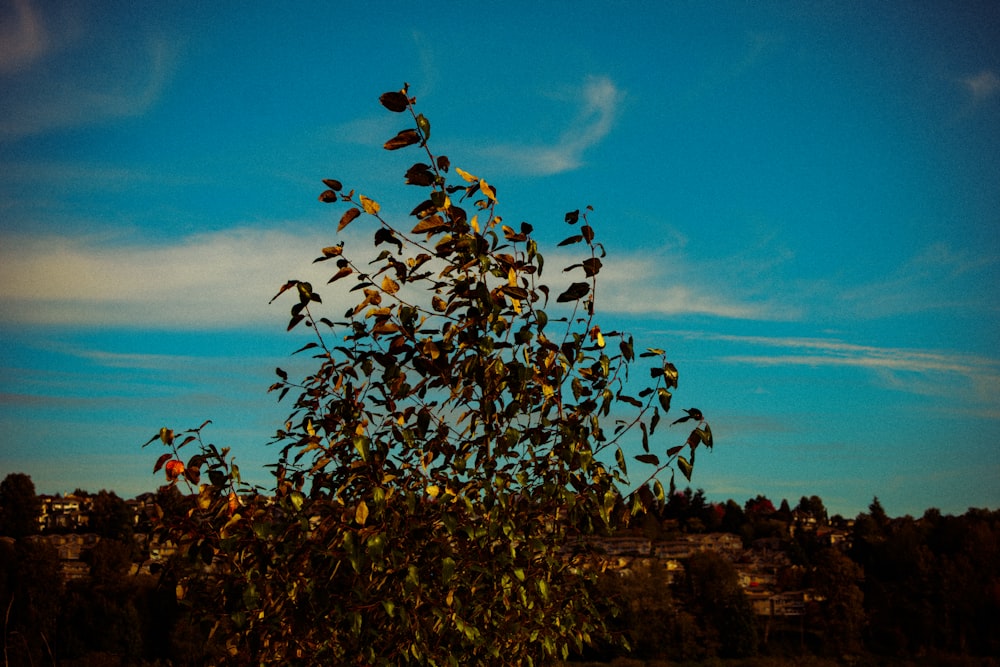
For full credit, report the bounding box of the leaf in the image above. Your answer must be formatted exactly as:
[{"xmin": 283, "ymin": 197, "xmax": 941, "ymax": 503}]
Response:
[
  {"xmin": 662, "ymin": 362, "xmax": 679, "ymax": 389},
  {"xmin": 635, "ymin": 454, "xmax": 660, "ymax": 466},
  {"xmin": 455, "ymin": 167, "xmax": 478, "ymax": 183},
  {"xmin": 416, "ymin": 113, "xmax": 431, "ymax": 141},
  {"xmin": 658, "ymin": 388, "xmax": 672, "ymax": 413},
  {"xmin": 322, "ymin": 178, "xmax": 343, "ymax": 191},
  {"xmin": 565, "ymin": 210, "xmax": 580, "ymax": 224},
  {"xmin": 479, "ymin": 179, "xmax": 496, "ymax": 202},
  {"xmin": 581, "ymin": 225, "xmax": 595, "ymax": 243},
  {"xmin": 667, "ymin": 445, "xmax": 683, "ymax": 457},
  {"xmin": 381, "ymin": 275, "xmax": 400, "ymax": 294},
  {"xmin": 338, "ymin": 207, "xmax": 361, "ymax": 232},
  {"xmin": 582, "ymin": 257, "xmax": 602, "ymax": 277},
  {"xmin": 678, "ymin": 456, "xmax": 693, "ymax": 481},
  {"xmin": 557, "ymin": 235, "xmax": 583, "ymax": 247},
  {"xmin": 411, "ymin": 215, "xmax": 449, "ymax": 235},
  {"xmin": 153, "ymin": 452, "xmax": 172, "ymax": 473},
  {"xmin": 379, "ymin": 91, "xmax": 409, "ymax": 112},
  {"xmin": 556, "ymin": 282, "xmax": 589, "ymax": 302},
  {"xmin": 355, "ymin": 500, "xmax": 369, "ymax": 525},
  {"xmin": 360, "ymin": 195, "xmax": 380, "ymax": 215},
  {"xmin": 319, "ymin": 189, "xmax": 338, "ymax": 203},
  {"xmin": 701, "ymin": 423, "xmax": 714, "ymax": 449},
  {"xmin": 384, "ymin": 129, "xmax": 421, "ymax": 150}
]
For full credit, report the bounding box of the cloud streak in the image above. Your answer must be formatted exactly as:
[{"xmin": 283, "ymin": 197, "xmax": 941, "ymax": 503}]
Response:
[
  {"xmin": 479, "ymin": 76, "xmax": 623, "ymax": 176},
  {"xmin": 0, "ymin": 35, "xmax": 173, "ymax": 141},
  {"xmin": 0, "ymin": 224, "xmax": 785, "ymax": 330}
]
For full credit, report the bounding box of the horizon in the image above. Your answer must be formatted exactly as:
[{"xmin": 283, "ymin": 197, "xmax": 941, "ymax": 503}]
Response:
[{"xmin": 2, "ymin": 2, "xmax": 999, "ymax": 519}]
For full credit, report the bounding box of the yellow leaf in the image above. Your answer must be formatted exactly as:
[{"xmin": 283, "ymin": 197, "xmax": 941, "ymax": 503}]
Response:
[
  {"xmin": 479, "ymin": 179, "xmax": 495, "ymax": 202},
  {"xmin": 360, "ymin": 195, "xmax": 380, "ymax": 215},
  {"xmin": 355, "ymin": 500, "xmax": 369, "ymax": 525},
  {"xmin": 596, "ymin": 331, "xmax": 605, "ymax": 348},
  {"xmin": 455, "ymin": 167, "xmax": 478, "ymax": 183},
  {"xmin": 507, "ymin": 267, "xmax": 517, "ymax": 286},
  {"xmin": 426, "ymin": 484, "xmax": 440, "ymax": 498},
  {"xmin": 381, "ymin": 275, "xmax": 400, "ymax": 294},
  {"xmin": 470, "ymin": 214, "xmax": 479, "ymax": 233}
]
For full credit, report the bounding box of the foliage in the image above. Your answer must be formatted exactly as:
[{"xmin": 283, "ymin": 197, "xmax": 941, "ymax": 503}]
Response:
[
  {"xmin": 0, "ymin": 472, "xmax": 40, "ymax": 538},
  {"xmin": 143, "ymin": 84, "xmax": 713, "ymax": 666}
]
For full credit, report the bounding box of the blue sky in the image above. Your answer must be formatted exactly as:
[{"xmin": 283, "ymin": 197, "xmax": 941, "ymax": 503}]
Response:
[{"xmin": 1, "ymin": 1, "xmax": 998, "ymax": 518}]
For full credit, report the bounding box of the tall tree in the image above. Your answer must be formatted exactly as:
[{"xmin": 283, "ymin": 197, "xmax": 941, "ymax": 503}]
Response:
[
  {"xmin": 0, "ymin": 472, "xmax": 41, "ymax": 538},
  {"xmin": 144, "ymin": 85, "xmax": 716, "ymax": 666}
]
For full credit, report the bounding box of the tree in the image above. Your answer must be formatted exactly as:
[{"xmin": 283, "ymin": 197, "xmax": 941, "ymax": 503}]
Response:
[
  {"xmin": 144, "ymin": 84, "xmax": 715, "ymax": 666},
  {"xmin": 0, "ymin": 473, "xmax": 40, "ymax": 538},
  {"xmin": 90, "ymin": 489, "xmax": 134, "ymax": 541},
  {"xmin": 809, "ymin": 547, "xmax": 865, "ymax": 656}
]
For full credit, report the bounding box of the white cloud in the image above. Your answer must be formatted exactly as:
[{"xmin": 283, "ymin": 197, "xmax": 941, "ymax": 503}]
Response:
[
  {"xmin": 0, "ymin": 224, "xmax": 788, "ymax": 330},
  {"xmin": 479, "ymin": 76, "xmax": 623, "ymax": 176},
  {"xmin": 694, "ymin": 331, "xmax": 1000, "ymax": 409}
]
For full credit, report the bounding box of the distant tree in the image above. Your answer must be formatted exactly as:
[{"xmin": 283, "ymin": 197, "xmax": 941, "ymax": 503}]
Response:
[
  {"xmin": 775, "ymin": 497, "xmax": 792, "ymax": 522},
  {"xmin": 810, "ymin": 547, "xmax": 865, "ymax": 656},
  {"xmin": 0, "ymin": 538, "xmax": 62, "ymax": 665},
  {"xmin": 682, "ymin": 551, "xmax": 758, "ymax": 658},
  {"xmin": 0, "ymin": 472, "xmax": 41, "ymax": 538},
  {"xmin": 744, "ymin": 494, "xmax": 775, "ymax": 517},
  {"xmin": 143, "ymin": 85, "xmax": 716, "ymax": 666},
  {"xmin": 90, "ymin": 489, "xmax": 134, "ymax": 542},
  {"xmin": 796, "ymin": 494, "xmax": 828, "ymax": 523}
]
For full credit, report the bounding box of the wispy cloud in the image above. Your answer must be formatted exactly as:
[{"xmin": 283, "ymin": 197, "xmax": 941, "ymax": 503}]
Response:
[
  {"xmin": 693, "ymin": 331, "xmax": 1000, "ymax": 412},
  {"xmin": 479, "ymin": 76, "xmax": 623, "ymax": 176},
  {"xmin": 0, "ymin": 222, "xmax": 791, "ymax": 330},
  {"xmin": 833, "ymin": 243, "xmax": 1000, "ymax": 319},
  {"xmin": 0, "ymin": 0, "xmax": 47, "ymax": 74},
  {"xmin": 0, "ymin": 35, "xmax": 174, "ymax": 141},
  {"xmin": 963, "ymin": 69, "xmax": 1000, "ymax": 102}
]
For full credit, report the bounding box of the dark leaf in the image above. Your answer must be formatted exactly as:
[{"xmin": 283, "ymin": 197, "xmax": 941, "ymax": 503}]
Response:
[
  {"xmin": 565, "ymin": 210, "xmax": 580, "ymax": 224},
  {"xmin": 437, "ymin": 155, "xmax": 450, "ymax": 172},
  {"xmin": 379, "ymin": 91, "xmax": 409, "ymax": 112},
  {"xmin": 319, "ymin": 189, "xmax": 338, "ymax": 203},
  {"xmin": 666, "ymin": 445, "xmax": 684, "ymax": 457},
  {"xmin": 322, "ymin": 178, "xmax": 343, "ymax": 191},
  {"xmin": 635, "ymin": 454, "xmax": 660, "ymax": 466},
  {"xmin": 581, "ymin": 225, "xmax": 595, "ymax": 243},
  {"xmin": 153, "ymin": 453, "xmax": 172, "ymax": 474},
  {"xmin": 658, "ymin": 388, "xmax": 672, "ymax": 413},
  {"xmin": 405, "ymin": 163, "xmax": 435, "ymax": 186},
  {"xmin": 384, "ymin": 129, "xmax": 421, "ymax": 151},
  {"xmin": 557, "ymin": 235, "xmax": 584, "ymax": 247},
  {"xmin": 556, "ymin": 282, "xmax": 589, "ymax": 302},
  {"xmin": 582, "ymin": 257, "xmax": 602, "ymax": 277}
]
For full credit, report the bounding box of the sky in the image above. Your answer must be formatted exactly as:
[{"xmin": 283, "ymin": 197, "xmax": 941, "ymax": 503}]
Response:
[{"xmin": 1, "ymin": 1, "xmax": 998, "ymax": 519}]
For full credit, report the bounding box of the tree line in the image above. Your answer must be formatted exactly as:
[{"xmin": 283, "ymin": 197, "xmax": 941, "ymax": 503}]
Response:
[{"xmin": 2, "ymin": 472, "xmax": 997, "ymax": 665}]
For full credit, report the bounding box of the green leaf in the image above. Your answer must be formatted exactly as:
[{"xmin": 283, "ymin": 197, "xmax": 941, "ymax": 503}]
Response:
[
  {"xmin": 416, "ymin": 113, "xmax": 431, "ymax": 141},
  {"xmin": 678, "ymin": 455, "xmax": 693, "ymax": 481}
]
